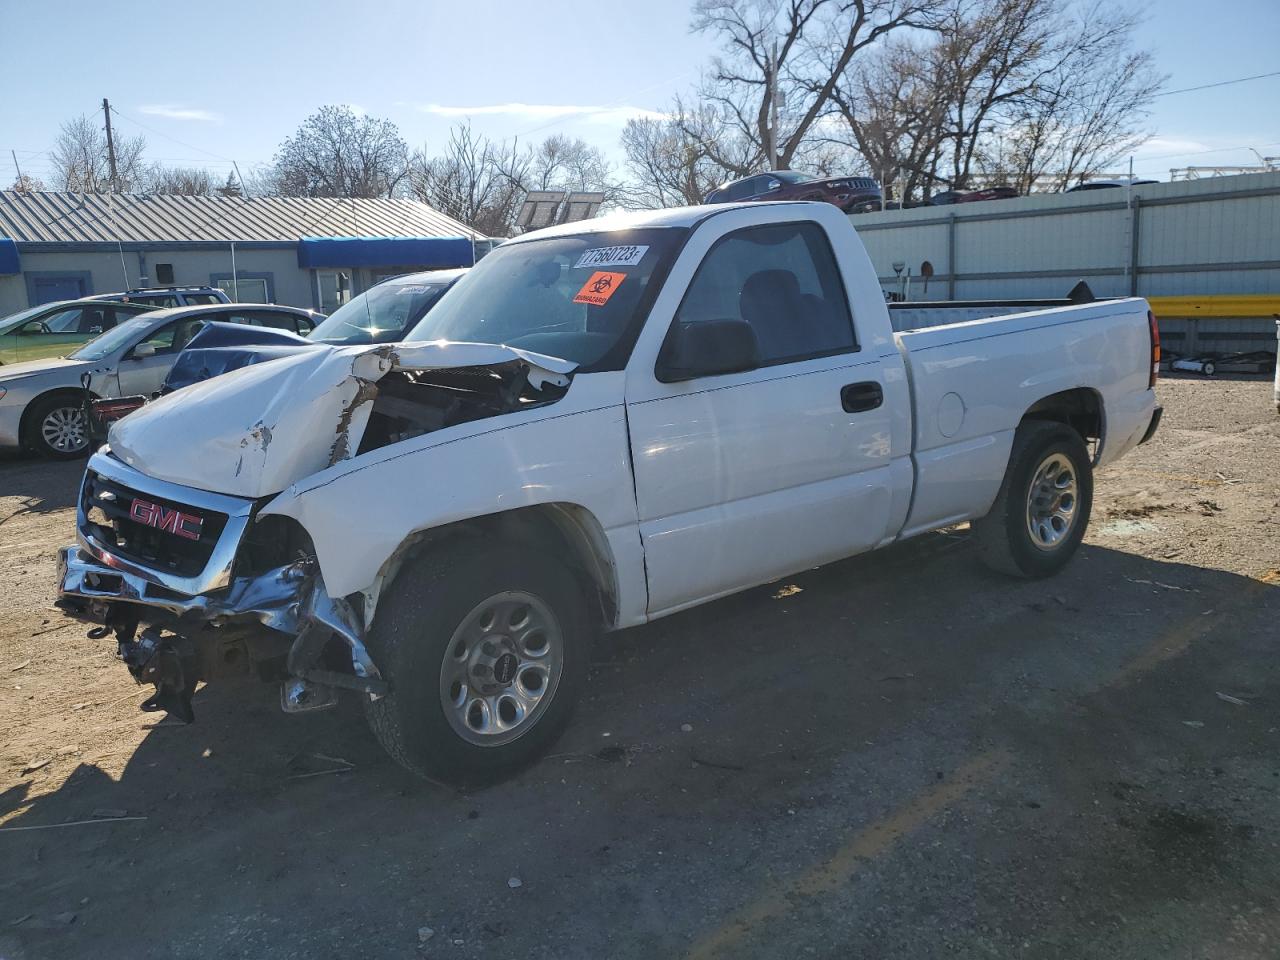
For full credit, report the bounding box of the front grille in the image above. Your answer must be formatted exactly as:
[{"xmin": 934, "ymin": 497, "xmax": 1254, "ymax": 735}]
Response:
[{"xmin": 81, "ymin": 469, "xmax": 228, "ymax": 578}]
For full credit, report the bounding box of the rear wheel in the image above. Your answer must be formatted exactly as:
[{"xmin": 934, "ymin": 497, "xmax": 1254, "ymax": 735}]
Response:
[
  {"xmin": 972, "ymin": 421, "xmax": 1092, "ymax": 578},
  {"xmin": 363, "ymin": 542, "xmax": 589, "ymax": 784},
  {"xmin": 26, "ymin": 394, "xmax": 90, "ymax": 459}
]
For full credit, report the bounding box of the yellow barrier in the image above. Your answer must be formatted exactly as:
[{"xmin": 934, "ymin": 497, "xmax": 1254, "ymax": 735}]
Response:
[{"xmin": 1147, "ymin": 295, "xmax": 1280, "ymax": 319}]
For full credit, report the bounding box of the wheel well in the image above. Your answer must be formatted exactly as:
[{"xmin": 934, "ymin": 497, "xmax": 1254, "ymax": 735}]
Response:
[
  {"xmin": 20, "ymin": 388, "xmax": 94, "ymax": 446},
  {"xmin": 1022, "ymin": 388, "xmax": 1104, "ymax": 459},
  {"xmin": 372, "ymin": 504, "xmax": 619, "ymax": 630}
]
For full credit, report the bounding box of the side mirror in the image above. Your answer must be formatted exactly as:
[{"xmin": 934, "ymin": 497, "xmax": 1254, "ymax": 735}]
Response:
[
  {"xmin": 657, "ymin": 318, "xmax": 760, "ymax": 383},
  {"xmin": 131, "ymin": 343, "xmax": 157, "ymax": 360},
  {"xmin": 765, "ymin": 178, "xmax": 782, "ymax": 191}
]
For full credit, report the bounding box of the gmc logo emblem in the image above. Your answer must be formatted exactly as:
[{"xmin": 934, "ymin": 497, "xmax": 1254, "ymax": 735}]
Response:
[{"xmin": 129, "ymin": 498, "xmax": 203, "ymax": 541}]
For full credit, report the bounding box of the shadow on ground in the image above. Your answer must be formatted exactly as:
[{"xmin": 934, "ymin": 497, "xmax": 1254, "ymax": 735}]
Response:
[{"xmin": 4, "ymin": 534, "xmax": 1279, "ymax": 960}]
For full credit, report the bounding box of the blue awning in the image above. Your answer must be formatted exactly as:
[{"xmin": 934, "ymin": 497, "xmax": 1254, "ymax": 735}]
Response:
[
  {"xmin": 297, "ymin": 236, "xmax": 474, "ymax": 270},
  {"xmin": 0, "ymin": 238, "xmax": 19, "ymax": 275}
]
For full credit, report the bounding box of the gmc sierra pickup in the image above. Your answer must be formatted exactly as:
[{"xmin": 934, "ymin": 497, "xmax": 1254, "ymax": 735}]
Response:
[{"xmin": 56, "ymin": 201, "xmax": 1162, "ymax": 783}]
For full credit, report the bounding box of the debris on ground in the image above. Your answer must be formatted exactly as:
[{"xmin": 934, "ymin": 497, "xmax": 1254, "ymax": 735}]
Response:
[
  {"xmin": 21, "ymin": 757, "xmax": 51, "ymax": 774},
  {"xmin": 507, "ymin": 877, "xmax": 523, "ymax": 889},
  {"xmin": 417, "ymin": 925, "xmax": 435, "ymax": 943},
  {"xmin": 1215, "ymin": 692, "xmax": 1249, "ymax": 706},
  {"xmin": 680, "ymin": 723, "xmax": 693, "ymax": 733}
]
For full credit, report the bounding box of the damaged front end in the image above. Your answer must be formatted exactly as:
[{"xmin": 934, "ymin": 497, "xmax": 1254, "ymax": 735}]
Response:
[
  {"xmin": 56, "ymin": 454, "xmax": 387, "ymax": 721},
  {"xmin": 55, "ymin": 342, "xmax": 577, "ymax": 723}
]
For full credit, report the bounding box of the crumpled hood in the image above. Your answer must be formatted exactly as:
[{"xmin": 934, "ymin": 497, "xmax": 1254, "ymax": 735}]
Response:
[{"xmin": 109, "ymin": 340, "xmax": 576, "ymax": 499}]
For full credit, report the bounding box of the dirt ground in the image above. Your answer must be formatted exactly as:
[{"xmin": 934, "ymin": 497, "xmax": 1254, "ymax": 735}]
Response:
[{"xmin": 2, "ymin": 375, "xmax": 1278, "ymax": 960}]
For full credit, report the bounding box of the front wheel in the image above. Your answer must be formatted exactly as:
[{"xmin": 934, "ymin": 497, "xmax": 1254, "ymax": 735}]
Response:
[
  {"xmin": 26, "ymin": 394, "xmax": 91, "ymax": 459},
  {"xmin": 363, "ymin": 542, "xmax": 589, "ymax": 784},
  {"xmin": 972, "ymin": 421, "xmax": 1093, "ymax": 578}
]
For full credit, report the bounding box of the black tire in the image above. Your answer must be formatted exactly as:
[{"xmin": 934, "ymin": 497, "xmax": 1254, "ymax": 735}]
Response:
[
  {"xmin": 972, "ymin": 420, "xmax": 1093, "ymax": 578},
  {"xmin": 363, "ymin": 541, "xmax": 589, "ymax": 785},
  {"xmin": 24, "ymin": 393, "xmax": 91, "ymax": 460}
]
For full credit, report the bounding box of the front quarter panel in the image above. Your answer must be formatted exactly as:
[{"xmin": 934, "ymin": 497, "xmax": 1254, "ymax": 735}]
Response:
[{"xmin": 258, "ymin": 371, "xmax": 647, "ymax": 625}]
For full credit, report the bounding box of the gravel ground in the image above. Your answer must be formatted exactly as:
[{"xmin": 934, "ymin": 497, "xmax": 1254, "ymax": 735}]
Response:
[{"xmin": 1, "ymin": 374, "xmax": 1278, "ymax": 960}]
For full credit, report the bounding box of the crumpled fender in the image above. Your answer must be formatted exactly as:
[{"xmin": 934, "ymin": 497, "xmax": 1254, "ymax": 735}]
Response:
[{"xmin": 108, "ymin": 340, "xmax": 576, "ymax": 500}]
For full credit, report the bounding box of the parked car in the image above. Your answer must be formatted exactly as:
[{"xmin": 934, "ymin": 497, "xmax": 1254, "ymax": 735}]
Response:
[
  {"xmin": 88, "ymin": 270, "xmax": 465, "ymax": 432},
  {"xmin": 704, "ymin": 170, "xmax": 882, "ymax": 213},
  {"xmin": 308, "ymin": 269, "xmax": 467, "ymax": 345},
  {"xmin": 0, "ymin": 303, "xmax": 321, "ymax": 458},
  {"xmin": 0, "ymin": 299, "xmax": 156, "ymax": 366},
  {"xmin": 929, "ymin": 186, "xmax": 1020, "ymax": 205},
  {"xmin": 56, "ymin": 201, "xmax": 1160, "ymax": 783},
  {"xmin": 1065, "ymin": 179, "xmax": 1157, "ymax": 192},
  {"xmin": 90, "ymin": 285, "xmax": 232, "ymax": 308}
]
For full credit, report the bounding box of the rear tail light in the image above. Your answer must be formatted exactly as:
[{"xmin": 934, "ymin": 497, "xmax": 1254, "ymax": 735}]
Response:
[{"xmin": 1148, "ymin": 309, "xmax": 1160, "ymax": 389}]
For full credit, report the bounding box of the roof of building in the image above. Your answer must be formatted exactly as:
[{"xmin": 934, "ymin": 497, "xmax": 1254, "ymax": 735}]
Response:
[{"xmin": 0, "ymin": 190, "xmax": 483, "ymax": 244}]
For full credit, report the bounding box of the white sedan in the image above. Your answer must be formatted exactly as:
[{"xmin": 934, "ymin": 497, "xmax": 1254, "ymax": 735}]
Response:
[{"xmin": 0, "ymin": 303, "xmax": 320, "ymax": 458}]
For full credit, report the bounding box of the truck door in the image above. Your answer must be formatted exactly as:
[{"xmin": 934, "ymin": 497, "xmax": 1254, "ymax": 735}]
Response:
[{"xmin": 625, "ymin": 217, "xmax": 898, "ymax": 615}]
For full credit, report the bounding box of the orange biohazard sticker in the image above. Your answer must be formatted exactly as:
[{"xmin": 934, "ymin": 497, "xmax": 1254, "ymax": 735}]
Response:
[{"xmin": 573, "ymin": 271, "xmax": 626, "ymax": 306}]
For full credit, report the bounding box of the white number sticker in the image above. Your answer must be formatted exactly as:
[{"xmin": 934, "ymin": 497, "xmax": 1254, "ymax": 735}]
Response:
[{"xmin": 574, "ymin": 245, "xmax": 649, "ymax": 269}]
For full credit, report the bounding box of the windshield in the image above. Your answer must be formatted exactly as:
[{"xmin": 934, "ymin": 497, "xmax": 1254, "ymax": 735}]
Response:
[
  {"xmin": 309, "ymin": 279, "xmax": 455, "ymax": 344},
  {"xmin": 69, "ymin": 316, "xmax": 154, "ymax": 361},
  {"xmin": 404, "ymin": 228, "xmax": 686, "ymax": 370},
  {"xmin": 0, "ymin": 303, "xmax": 56, "ymax": 335}
]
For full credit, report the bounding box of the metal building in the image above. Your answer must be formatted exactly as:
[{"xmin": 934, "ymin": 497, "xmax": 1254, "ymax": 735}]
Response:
[
  {"xmin": 0, "ymin": 191, "xmax": 484, "ymax": 316},
  {"xmin": 851, "ymin": 172, "xmax": 1280, "ymax": 356}
]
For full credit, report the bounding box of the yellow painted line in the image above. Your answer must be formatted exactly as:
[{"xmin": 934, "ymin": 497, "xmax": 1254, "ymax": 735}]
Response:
[
  {"xmin": 1148, "ymin": 294, "xmax": 1280, "ymax": 319},
  {"xmin": 684, "ymin": 750, "xmax": 1009, "ymax": 960}
]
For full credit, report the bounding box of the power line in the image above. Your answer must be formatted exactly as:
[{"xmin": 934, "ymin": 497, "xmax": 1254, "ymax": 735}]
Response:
[{"xmin": 1153, "ymin": 70, "xmax": 1280, "ymax": 98}]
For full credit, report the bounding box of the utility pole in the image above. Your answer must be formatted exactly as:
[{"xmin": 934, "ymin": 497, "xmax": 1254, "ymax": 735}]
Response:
[
  {"xmin": 10, "ymin": 150, "xmax": 23, "ymax": 187},
  {"xmin": 102, "ymin": 98, "xmax": 119, "ymax": 193},
  {"xmin": 767, "ymin": 39, "xmax": 781, "ymax": 170}
]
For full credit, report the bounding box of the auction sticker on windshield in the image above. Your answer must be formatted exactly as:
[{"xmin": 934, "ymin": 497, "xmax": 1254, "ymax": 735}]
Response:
[
  {"xmin": 573, "ymin": 271, "xmax": 626, "ymax": 306},
  {"xmin": 574, "ymin": 245, "xmax": 648, "ymax": 269}
]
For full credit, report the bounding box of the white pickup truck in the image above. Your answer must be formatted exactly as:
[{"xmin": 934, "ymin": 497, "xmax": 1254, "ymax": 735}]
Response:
[{"xmin": 57, "ymin": 201, "xmax": 1162, "ymax": 783}]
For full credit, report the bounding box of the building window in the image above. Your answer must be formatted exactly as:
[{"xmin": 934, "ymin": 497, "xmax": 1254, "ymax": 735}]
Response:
[
  {"xmin": 155, "ymin": 263, "xmax": 175, "ymax": 285},
  {"xmin": 210, "ymin": 272, "xmax": 274, "ymax": 303}
]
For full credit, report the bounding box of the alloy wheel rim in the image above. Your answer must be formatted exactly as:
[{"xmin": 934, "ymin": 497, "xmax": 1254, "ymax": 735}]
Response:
[
  {"xmin": 41, "ymin": 406, "xmax": 87, "ymax": 453},
  {"xmin": 1025, "ymin": 453, "xmax": 1078, "ymax": 550},
  {"xmin": 438, "ymin": 591, "xmax": 564, "ymax": 747}
]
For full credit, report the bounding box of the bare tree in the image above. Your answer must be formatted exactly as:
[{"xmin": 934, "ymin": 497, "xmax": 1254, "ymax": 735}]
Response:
[
  {"xmin": 826, "ymin": 0, "xmax": 1162, "ymax": 202},
  {"xmin": 998, "ymin": 5, "xmax": 1163, "ymax": 190},
  {"xmin": 9, "ymin": 173, "xmax": 45, "ymax": 193},
  {"xmin": 146, "ymin": 164, "xmax": 215, "ymax": 196},
  {"xmin": 692, "ymin": 0, "xmax": 941, "ymax": 171},
  {"xmin": 215, "ymin": 171, "xmax": 244, "ymax": 198},
  {"xmin": 527, "ymin": 134, "xmax": 620, "ymax": 202},
  {"xmin": 620, "ymin": 104, "xmax": 754, "ymax": 207},
  {"xmin": 51, "ymin": 114, "xmax": 147, "ymax": 192},
  {"xmin": 267, "ymin": 106, "xmax": 409, "ymax": 198},
  {"xmin": 408, "ymin": 123, "xmax": 527, "ymax": 237},
  {"xmin": 411, "ymin": 125, "xmax": 621, "ymax": 235}
]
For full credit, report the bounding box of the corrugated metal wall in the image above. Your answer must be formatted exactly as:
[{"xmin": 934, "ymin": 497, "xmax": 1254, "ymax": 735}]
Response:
[{"xmin": 851, "ymin": 172, "xmax": 1280, "ymax": 304}]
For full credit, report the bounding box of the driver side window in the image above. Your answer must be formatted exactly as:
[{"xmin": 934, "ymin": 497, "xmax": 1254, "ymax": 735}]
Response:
[
  {"xmin": 21, "ymin": 308, "xmax": 81, "ymax": 335},
  {"xmin": 673, "ymin": 221, "xmax": 857, "ymax": 366}
]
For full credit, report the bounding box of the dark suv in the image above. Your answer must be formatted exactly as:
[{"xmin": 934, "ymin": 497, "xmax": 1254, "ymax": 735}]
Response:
[{"xmin": 703, "ymin": 170, "xmax": 881, "ymax": 212}]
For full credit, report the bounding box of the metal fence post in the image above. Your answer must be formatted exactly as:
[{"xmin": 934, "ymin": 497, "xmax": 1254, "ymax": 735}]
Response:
[
  {"xmin": 1129, "ymin": 196, "xmax": 1142, "ymax": 297},
  {"xmin": 947, "ymin": 213, "xmax": 957, "ymax": 299}
]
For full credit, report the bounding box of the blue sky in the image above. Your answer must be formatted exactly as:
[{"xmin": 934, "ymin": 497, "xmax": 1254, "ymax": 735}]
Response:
[{"xmin": 2, "ymin": 0, "xmax": 1277, "ymax": 186}]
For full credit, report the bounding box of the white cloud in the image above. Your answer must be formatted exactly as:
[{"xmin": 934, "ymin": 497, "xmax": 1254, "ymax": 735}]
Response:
[
  {"xmin": 412, "ymin": 102, "xmax": 667, "ymax": 126},
  {"xmin": 138, "ymin": 104, "xmax": 221, "ymax": 123}
]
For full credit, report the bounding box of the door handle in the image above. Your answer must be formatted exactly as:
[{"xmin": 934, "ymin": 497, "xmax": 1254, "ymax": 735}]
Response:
[{"xmin": 841, "ymin": 381, "xmax": 883, "ymax": 413}]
